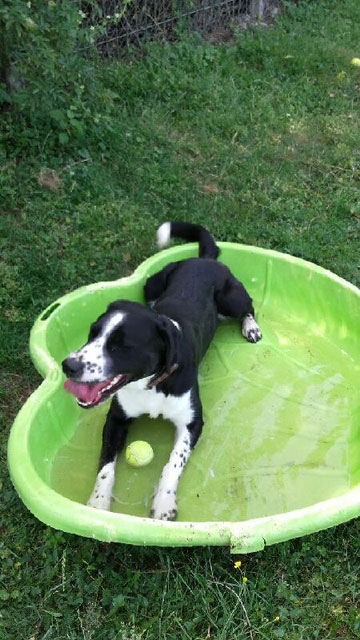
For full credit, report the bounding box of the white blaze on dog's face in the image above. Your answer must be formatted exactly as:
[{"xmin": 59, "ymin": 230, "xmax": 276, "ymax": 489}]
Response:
[{"xmin": 75, "ymin": 311, "xmax": 126, "ymax": 383}]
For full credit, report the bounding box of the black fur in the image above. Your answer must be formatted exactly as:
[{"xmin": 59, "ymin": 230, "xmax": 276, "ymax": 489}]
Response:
[{"xmin": 146, "ymin": 257, "xmax": 254, "ymax": 391}]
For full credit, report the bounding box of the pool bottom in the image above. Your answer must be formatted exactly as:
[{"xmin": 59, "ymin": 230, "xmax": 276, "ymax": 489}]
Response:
[{"xmin": 50, "ymin": 307, "xmax": 359, "ymax": 524}]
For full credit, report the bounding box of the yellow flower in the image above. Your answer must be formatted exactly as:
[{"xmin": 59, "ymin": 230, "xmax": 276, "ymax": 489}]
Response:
[
  {"xmin": 274, "ymin": 616, "xmax": 280, "ymax": 622},
  {"xmin": 242, "ymin": 576, "xmax": 248, "ymax": 583},
  {"xmin": 234, "ymin": 561, "xmax": 242, "ymax": 569}
]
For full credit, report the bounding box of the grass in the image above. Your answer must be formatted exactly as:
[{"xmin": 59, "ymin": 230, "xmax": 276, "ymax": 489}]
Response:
[{"xmin": 1, "ymin": 0, "xmax": 360, "ymax": 638}]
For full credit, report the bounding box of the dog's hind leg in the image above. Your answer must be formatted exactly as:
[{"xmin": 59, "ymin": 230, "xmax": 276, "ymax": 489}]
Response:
[
  {"xmin": 215, "ymin": 275, "xmax": 262, "ymax": 343},
  {"xmin": 144, "ymin": 262, "xmax": 178, "ymax": 307},
  {"xmin": 87, "ymin": 397, "xmax": 132, "ymax": 510},
  {"xmin": 240, "ymin": 312, "xmax": 262, "ymax": 343},
  {"xmin": 150, "ymin": 388, "xmax": 203, "ymax": 521}
]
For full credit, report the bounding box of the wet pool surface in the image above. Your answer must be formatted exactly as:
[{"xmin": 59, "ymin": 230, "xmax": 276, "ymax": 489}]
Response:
[{"xmin": 51, "ymin": 306, "xmax": 359, "ymax": 522}]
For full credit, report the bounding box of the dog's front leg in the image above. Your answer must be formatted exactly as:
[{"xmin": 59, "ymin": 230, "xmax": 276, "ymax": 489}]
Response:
[
  {"xmin": 151, "ymin": 401, "xmax": 203, "ymax": 521},
  {"xmin": 87, "ymin": 397, "xmax": 132, "ymax": 511}
]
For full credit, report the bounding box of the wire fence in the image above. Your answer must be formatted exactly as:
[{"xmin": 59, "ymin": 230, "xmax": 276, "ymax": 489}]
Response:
[{"xmin": 80, "ymin": 0, "xmax": 276, "ymax": 56}]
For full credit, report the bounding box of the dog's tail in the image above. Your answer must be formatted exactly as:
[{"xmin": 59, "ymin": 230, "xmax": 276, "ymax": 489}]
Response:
[{"xmin": 156, "ymin": 221, "xmax": 219, "ymax": 260}]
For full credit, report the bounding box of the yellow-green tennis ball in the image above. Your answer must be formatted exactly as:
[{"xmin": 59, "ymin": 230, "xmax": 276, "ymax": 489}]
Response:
[
  {"xmin": 125, "ymin": 441, "xmax": 154, "ymax": 467},
  {"xmin": 350, "ymin": 58, "xmax": 360, "ymax": 67}
]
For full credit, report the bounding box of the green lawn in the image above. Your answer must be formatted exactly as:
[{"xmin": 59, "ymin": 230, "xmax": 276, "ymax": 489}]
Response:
[{"xmin": 1, "ymin": 0, "xmax": 360, "ymax": 638}]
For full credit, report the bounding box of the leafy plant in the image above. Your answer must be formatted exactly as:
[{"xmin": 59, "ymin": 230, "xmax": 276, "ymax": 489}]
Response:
[{"xmin": 0, "ymin": 0, "xmax": 120, "ymax": 158}]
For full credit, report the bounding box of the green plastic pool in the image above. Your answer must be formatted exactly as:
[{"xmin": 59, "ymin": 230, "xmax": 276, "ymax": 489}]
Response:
[{"xmin": 8, "ymin": 243, "xmax": 360, "ymax": 553}]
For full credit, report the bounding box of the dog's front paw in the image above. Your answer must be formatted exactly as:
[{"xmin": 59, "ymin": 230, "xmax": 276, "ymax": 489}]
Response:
[
  {"xmin": 242, "ymin": 314, "xmax": 262, "ymax": 343},
  {"xmin": 86, "ymin": 462, "xmax": 115, "ymax": 511},
  {"xmin": 87, "ymin": 492, "xmax": 112, "ymax": 511},
  {"xmin": 150, "ymin": 491, "xmax": 178, "ymax": 521}
]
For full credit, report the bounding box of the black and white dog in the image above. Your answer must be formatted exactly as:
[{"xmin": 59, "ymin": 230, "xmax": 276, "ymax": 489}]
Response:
[{"xmin": 62, "ymin": 222, "xmax": 262, "ymax": 520}]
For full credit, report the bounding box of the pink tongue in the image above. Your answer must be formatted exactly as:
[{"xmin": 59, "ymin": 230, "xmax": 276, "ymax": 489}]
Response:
[{"xmin": 64, "ymin": 378, "xmax": 113, "ymax": 403}]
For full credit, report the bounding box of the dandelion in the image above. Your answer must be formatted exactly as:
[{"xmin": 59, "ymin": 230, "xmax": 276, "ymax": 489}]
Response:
[
  {"xmin": 274, "ymin": 616, "xmax": 280, "ymax": 623},
  {"xmin": 234, "ymin": 561, "xmax": 242, "ymax": 569}
]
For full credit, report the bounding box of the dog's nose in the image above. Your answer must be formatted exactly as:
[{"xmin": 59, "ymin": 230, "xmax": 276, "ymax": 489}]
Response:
[{"xmin": 62, "ymin": 357, "xmax": 84, "ymax": 378}]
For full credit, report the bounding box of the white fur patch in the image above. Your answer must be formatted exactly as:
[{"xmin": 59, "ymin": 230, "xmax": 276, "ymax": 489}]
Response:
[
  {"xmin": 71, "ymin": 311, "xmax": 125, "ymax": 382},
  {"xmin": 116, "ymin": 378, "xmax": 193, "ymax": 429},
  {"xmin": 151, "ymin": 486, "xmax": 178, "ymax": 521},
  {"xmin": 157, "ymin": 222, "xmax": 171, "ymax": 249},
  {"xmin": 87, "ymin": 461, "xmax": 116, "ymax": 510},
  {"xmin": 241, "ymin": 314, "xmax": 262, "ymax": 343}
]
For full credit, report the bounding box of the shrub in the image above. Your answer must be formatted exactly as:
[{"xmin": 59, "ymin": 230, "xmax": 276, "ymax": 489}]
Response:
[{"xmin": 0, "ymin": 0, "xmax": 118, "ymax": 159}]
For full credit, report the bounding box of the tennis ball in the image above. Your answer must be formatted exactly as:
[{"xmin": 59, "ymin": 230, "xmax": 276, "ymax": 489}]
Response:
[
  {"xmin": 125, "ymin": 441, "xmax": 154, "ymax": 467},
  {"xmin": 350, "ymin": 58, "xmax": 360, "ymax": 67}
]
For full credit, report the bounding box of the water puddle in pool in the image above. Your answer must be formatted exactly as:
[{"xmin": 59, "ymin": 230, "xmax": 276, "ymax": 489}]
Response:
[{"xmin": 51, "ymin": 311, "xmax": 359, "ymax": 522}]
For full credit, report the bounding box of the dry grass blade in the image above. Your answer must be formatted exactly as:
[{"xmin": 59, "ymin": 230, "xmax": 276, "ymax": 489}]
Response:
[{"xmin": 36, "ymin": 168, "xmax": 62, "ymax": 191}]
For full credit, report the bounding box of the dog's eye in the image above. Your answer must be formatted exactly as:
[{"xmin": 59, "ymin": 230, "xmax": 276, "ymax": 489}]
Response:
[
  {"xmin": 106, "ymin": 326, "xmax": 128, "ymax": 353},
  {"xmin": 108, "ymin": 342, "xmax": 119, "ymax": 353},
  {"xmin": 107, "ymin": 336, "xmax": 132, "ymax": 353}
]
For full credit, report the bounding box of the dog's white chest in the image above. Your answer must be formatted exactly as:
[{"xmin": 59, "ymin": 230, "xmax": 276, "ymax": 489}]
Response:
[{"xmin": 116, "ymin": 378, "xmax": 193, "ymax": 428}]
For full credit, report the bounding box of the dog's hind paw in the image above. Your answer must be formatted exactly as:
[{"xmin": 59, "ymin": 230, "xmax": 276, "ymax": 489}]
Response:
[
  {"xmin": 241, "ymin": 314, "xmax": 262, "ymax": 343},
  {"xmin": 246, "ymin": 327, "xmax": 262, "ymax": 343}
]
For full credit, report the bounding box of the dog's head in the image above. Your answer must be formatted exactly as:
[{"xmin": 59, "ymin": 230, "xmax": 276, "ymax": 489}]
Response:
[{"xmin": 62, "ymin": 300, "xmax": 180, "ymax": 409}]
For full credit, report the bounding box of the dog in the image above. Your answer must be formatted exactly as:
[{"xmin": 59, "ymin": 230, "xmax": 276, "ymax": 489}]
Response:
[{"xmin": 62, "ymin": 222, "xmax": 262, "ymax": 520}]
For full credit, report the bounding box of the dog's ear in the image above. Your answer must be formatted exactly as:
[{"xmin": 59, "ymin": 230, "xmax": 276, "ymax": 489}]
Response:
[{"xmin": 156, "ymin": 316, "xmax": 180, "ymax": 374}]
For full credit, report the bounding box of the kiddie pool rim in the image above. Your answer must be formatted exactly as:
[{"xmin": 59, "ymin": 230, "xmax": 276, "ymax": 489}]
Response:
[{"xmin": 7, "ymin": 242, "xmax": 360, "ymax": 553}]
